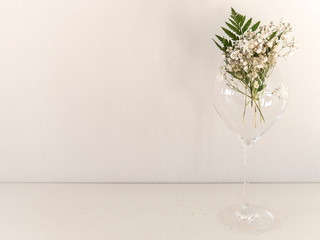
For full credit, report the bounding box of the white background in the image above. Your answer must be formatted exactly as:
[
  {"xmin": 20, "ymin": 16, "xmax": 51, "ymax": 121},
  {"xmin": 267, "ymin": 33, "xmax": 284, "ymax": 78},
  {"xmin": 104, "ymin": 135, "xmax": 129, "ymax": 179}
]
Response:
[{"xmin": 0, "ymin": 0, "xmax": 319, "ymax": 182}]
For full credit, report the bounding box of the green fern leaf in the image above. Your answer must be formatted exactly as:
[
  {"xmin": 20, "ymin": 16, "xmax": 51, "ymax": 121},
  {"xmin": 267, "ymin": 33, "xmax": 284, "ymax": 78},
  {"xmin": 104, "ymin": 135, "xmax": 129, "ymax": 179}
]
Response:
[
  {"xmin": 230, "ymin": 9, "xmax": 241, "ymax": 25},
  {"xmin": 226, "ymin": 22, "xmax": 241, "ymax": 35},
  {"xmin": 242, "ymin": 18, "xmax": 252, "ymax": 32},
  {"xmin": 231, "ymin": 7, "xmax": 237, "ymax": 16},
  {"xmin": 228, "ymin": 18, "xmax": 240, "ymax": 28},
  {"xmin": 222, "ymin": 37, "xmax": 228, "ymax": 49},
  {"xmin": 222, "ymin": 27, "xmax": 239, "ymax": 40},
  {"xmin": 231, "ymin": 14, "xmax": 240, "ymax": 25},
  {"xmin": 215, "ymin": 34, "xmax": 224, "ymax": 44},
  {"xmin": 212, "ymin": 38, "xmax": 224, "ymax": 51},
  {"xmin": 240, "ymin": 15, "xmax": 246, "ymax": 27},
  {"xmin": 251, "ymin": 21, "xmax": 260, "ymax": 31},
  {"xmin": 235, "ymin": 14, "xmax": 243, "ymax": 24}
]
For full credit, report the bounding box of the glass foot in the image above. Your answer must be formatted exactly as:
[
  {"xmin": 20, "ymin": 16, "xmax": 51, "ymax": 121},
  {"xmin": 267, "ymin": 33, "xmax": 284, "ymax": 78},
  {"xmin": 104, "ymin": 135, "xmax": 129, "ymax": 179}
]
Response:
[{"xmin": 221, "ymin": 204, "xmax": 274, "ymax": 233}]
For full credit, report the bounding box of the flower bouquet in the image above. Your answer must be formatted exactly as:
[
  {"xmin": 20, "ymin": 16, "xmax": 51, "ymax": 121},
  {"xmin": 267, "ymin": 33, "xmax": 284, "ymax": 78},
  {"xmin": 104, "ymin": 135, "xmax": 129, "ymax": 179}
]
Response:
[{"xmin": 213, "ymin": 8, "xmax": 297, "ymax": 127}]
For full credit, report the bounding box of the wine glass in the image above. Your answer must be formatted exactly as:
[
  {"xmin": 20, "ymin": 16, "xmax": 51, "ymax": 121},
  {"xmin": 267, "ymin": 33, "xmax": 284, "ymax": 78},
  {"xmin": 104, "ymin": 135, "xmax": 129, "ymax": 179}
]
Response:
[{"xmin": 212, "ymin": 64, "xmax": 288, "ymax": 233}]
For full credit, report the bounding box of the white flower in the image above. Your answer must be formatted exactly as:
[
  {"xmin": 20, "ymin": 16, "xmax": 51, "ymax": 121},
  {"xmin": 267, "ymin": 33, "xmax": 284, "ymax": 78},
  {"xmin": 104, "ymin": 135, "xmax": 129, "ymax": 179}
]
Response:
[
  {"xmin": 254, "ymin": 81, "xmax": 259, "ymax": 89},
  {"xmin": 230, "ymin": 51, "xmax": 237, "ymax": 59},
  {"xmin": 272, "ymin": 84, "xmax": 288, "ymax": 101}
]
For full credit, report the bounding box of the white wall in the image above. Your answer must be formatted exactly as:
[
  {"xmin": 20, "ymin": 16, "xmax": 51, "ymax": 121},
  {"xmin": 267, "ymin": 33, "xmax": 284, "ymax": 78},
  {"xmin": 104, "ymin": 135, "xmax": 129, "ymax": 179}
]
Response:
[{"xmin": 0, "ymin": 0, "xmax": 319, "ymax": 182}]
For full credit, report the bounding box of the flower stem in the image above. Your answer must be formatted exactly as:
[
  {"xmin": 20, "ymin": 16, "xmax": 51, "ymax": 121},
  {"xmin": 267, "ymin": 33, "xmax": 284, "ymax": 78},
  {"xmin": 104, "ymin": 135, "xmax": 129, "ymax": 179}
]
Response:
[
  {"xmin": 243, "ymin": 87, "xmax": 248, "ymax": 123},
  {"xmin": 253, "ymin": 98, "xmax": 265, "ymax": 122}
]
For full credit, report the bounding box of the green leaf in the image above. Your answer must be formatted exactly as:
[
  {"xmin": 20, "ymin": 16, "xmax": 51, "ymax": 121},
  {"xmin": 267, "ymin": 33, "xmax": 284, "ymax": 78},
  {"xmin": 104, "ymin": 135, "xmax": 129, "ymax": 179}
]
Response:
[
  {"xmin": 231, "ymin": 7, "xmax": 237, "ymax": 16},
  {"xmin": 222, "ymin": 37, "xmax": 228, "ymax": 49},
  {"xmin": 268, "ymin": 31, "xmax": 277, "ymax": 40},
  {"xmin": 215, "ymin": 34, "xmax": 224, "ymax": 44},
  {"xmin": 242, "ymin": 18, "xmax": 252, "ymax": 32},
  {"xmin": 222, "ymin": 27, "xmax": 239, "ymax": 40},
  {"xmin": 277, "ymin": 32, "xmax": 283, "ymax": 40},
  {"xmin": 266, "ymin": 47, "xmax": 271, "ymax": 54},
  {"xmin": 228, "ymin": 18, "xmax": 240, "ymax": 28},
  {"xmin": 240, "ymin": 15, "xmax": 246, "ymax": 27},
  {"xmin": 235, "ymin": 14, "xmax": 243, "ymax": 24},
  {"xmin": 226, "ymin": 22, "xmax": 241, "ymax": 35},
  {"xmin": 231, "ymin": 15, "xmax": 239, "ymax": 24},
  {"xmin": 258, "ymin": 84, "xmax": 265, "ymax": 92},
  {"xmin": 230, "ymin": 9, "xmax": 241, "ymax": 25},
  {"xmin": 212, "ymin": 38, "xmax": 224, "ymax": 51},
  {"xmin": 251, "ymin": 21, "xmax": 260, "ymax": 31}
]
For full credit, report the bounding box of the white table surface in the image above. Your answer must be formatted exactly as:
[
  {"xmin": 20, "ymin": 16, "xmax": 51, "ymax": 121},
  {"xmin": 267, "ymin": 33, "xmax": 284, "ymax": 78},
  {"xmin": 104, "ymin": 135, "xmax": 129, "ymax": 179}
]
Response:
[{"xmin": 0, "ymin": 183, "xmax": 319, "ymax": 239}]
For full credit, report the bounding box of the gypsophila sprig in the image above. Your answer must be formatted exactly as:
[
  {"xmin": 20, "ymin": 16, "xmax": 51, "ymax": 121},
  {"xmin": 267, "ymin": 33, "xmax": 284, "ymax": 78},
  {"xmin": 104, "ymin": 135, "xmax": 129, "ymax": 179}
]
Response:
[{"xmin": 212, "ymin": 8, "xmax": 297, "ymax": 127}]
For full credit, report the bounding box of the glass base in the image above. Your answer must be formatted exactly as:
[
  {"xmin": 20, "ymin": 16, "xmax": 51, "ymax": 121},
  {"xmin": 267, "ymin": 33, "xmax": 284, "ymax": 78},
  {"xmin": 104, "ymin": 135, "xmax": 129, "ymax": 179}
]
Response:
[{"xmin": 221, "ymin": 204, "xmax": 274, "ymax": 233}]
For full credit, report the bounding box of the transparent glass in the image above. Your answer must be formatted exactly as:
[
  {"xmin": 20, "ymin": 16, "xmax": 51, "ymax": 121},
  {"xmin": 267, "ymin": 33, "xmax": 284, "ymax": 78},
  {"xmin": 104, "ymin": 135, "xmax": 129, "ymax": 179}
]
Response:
[{"xmin": 212, "ymin": 64, "xmax": 288, "ymax": 233}]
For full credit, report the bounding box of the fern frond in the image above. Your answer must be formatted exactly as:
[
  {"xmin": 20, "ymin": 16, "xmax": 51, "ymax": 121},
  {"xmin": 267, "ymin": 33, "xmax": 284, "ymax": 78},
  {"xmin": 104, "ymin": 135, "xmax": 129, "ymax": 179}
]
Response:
[
  {"xmin": 251, "ymin": 21, "xmax": 260, "ymax": 31},
  {"xmin": 212, "ymin": 7, "xmax": 261, "ymax": 53},
  {"xmin": 231, "ymin": 7, "xmax": 237, "ymax": 16},
  {"xmin": 231, "ymin": 14, "xmax": 240, "ymax": 24},
  {"xmin": 235, "ymin": 14, "xmax": 244, "ymax": 24},
  {"xmin": 242, "ymin": 18, "xmax": 252, "ymax": 32},
  {"xmin": 228, "ymin": 18, "xmax": 240, "ymax": 28},
  {"xmin": 222, "ymin": 27, "xmax": 239, "ymax": 40},
  {"xmin": 240, "ymin": 15, "xmax": 246, "ymax": 27},
  {"xmin": 225, "ymin": 22, "xmax": 241, "ymax": 35},
  {"xmin": 212, "ymin": 38, "xmax": 224, "ymax": 51},
  {"xmin": 222, "ymin": 37, "xmax": 228, "ymax": 49},
  {"xmin": 215, "ymin": 34, "xmax": 224, "ymax": 44}
]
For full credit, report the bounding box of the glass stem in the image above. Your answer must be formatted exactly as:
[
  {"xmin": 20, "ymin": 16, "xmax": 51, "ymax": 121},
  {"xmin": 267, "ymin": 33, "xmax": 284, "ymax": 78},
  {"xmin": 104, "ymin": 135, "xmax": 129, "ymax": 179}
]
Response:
[
  {"xmin": 242, "ymin": 142, "xmax": 252, "ymax": 209},
  {"xmin": 236, "ymin": 139, "xmax": 255, "ymax": 221}
]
